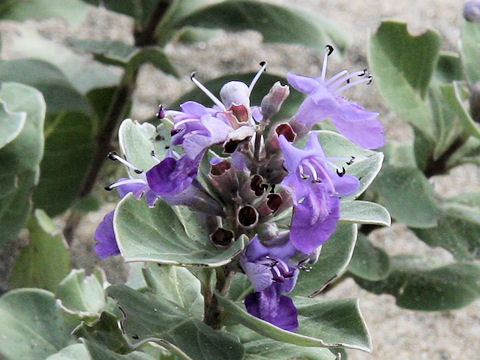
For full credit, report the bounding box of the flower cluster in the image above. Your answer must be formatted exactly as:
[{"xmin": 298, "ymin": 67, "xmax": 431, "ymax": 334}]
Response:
[{"xmin": 94, "ymin": 46, "xmax": 384, "ymax": 331}]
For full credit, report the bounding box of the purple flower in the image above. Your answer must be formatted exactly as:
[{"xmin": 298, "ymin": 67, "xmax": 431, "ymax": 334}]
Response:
[
  {"xmin": 464, "ymin": 1, "xmax": 480, "ymax": 22},
  {"xmin": 279, "ymin": 133, "xmax": 359, "ymax": 254},
  {"xmin": 287, "ymin": 47, "xmax": 384, "ymax": 149},
  {"xmin": 245, "ymin": 284, "xmax": 299, "ymax": 331},
  {"xmin": 94, "ymin": 211, "xmax": 119, "ymax": 258},
  {"xmin": 240, "ymin": 236, "xmax": 299, "ymax": 331}
]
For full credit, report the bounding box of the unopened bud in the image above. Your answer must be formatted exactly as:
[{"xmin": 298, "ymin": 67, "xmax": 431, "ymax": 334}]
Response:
[
  {"xmin": 266, "ymin": 123, "xmax": 296, "ymax": 154},
  {"xmin": 220, "ymin": 81, "xmax": 250, "ymax": 108},
  {"xmin": 261, "ymin": 82, "xmax": 290, "ymax": 120},
  {"xmin": 464, "ymin": 1, "xmax": 480, "ymax": 22}
]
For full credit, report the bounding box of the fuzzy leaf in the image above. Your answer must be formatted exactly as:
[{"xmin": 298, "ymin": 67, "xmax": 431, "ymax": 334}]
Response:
[
  {"xmin": 461, "ymin": 21, "xmax": 480, "ymax": 84},
  {"xmin": 340, "ymin": 201, "xmax": 391, "ymax": 226},
  {"xmin": 348, "ymin": 233, "xmax": 391, "ymax": 281}
]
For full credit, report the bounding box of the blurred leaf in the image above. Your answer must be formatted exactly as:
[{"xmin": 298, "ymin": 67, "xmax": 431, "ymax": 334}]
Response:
[
  {"xmin": 291, "ymin": 224, "xmax": 357, "ymax": 297},
  {"xmin": 0, "ymin": 0, "xmax": 92, "ymax": 25},
  {"xmin": 441, "ymin": 82, "xmax": 480, "ymax": 139},
  {"xmin": 0, "ymin": 59, "xmax": 91, "ymax": 114},
  {"xmin": 369, "ymin": 21, "xmax": 441, "ymax": 139},
  {"xmin": 412, "ymin": 195, "xmax": 480, "ymax": 261},
  {"xmin": 86, "ymin": 86, "xmax": 117, "ymax": 125},
  {"xmin": 176, "ymin": 27, "xmax": 222, "ymax": 43},
  {"xmin": 73, "ymin": 193, "xmax": 101, "ymax": 212},
  {"xmin": 317, "ymin": 131, "xmax": 384, "ymax": 199},
  {"xmin": 171, "ymin": 72, "xmax": 304, "ymax": 119},
  {"xmin": 371, "ymin": 165, "xmax": 440, "ymax": 228},
  {"xmin": 6, "ymin": 24, "xmax": 120, "ymax": 94},
  {"xmin": 82, "ymin": 339, "xmax": 157, "ymax": 360},
  {"xmin": 114, "ymin": 194, "xmax": 245, "ymax": 266},
  {"xmin": 347, "ymin": 233, "xmax": 390, "ymax": 281},
  {"xmin": 66, "ymin": 39, "xmax": 178, "ymax": 77},
  {"xmin": 56, "ymin": 269, "xmax": 107, "ymax": 319},
  {"xmin": 383, "ymin": 141, "xmax": 417, "ymax": 168},
  {"xmin": 33, "ymin": 112, "xmax": 94, "ymax": 216},
  {"xmin": 46, "ymin": 344, "xmax": 91, "ymax": 360},
  {"xmin": 354, "ymin": 255, "xmax": 480, "ymax": 311},
  {"xmin": 340, "ymin": 200, "xmax": 391, "ymax": 226},
  {"xmin": 461, "ymin": 21, "xmax": 480, "ymax": 85},
  {"xmin": 0, "ymin": 289, "xmax": 74, "ymax": 360},
  {"xmin": 173, "ymin": 1, "xmax": 350, "ymax": 50},
  {"xmin": 220, "ymin": 296, "xmax": 371, "ymax": 352},
  {"xmin": 433, "ymin": 52, "xmax": 464, "ymax": 84},
  {"xmin": 106, "ymin": 285, "xmax": 245, "ymax": 360},
  {"xmin": 8, "ymin": 210, "xmax": 71, "ymax": 291},
  {"xmin": 0, "ymin": 97, "xmax": 26, "ymax": 149},
  {"xmin": 446, "ymin": 136, "xmax": 480, "ymax": 168}
]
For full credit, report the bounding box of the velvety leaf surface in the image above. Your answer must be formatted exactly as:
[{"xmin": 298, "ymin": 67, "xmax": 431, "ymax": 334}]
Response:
[
  {"xmin": 371, "ymin": 165, "xmax": 440, "ymax": 228},
  {"xmin": 412, "ymin": 195, "xmax": 480, "ymax": 261},
  {"xmin": 83, "ymin": 340, "xmax": 157, "ymax": 360},
  {"xmin": 0, "ymin": 98, "xmax": 26, "ymax": 149},
  {"xmin": 171, "ymin": 72, "xmax": 304, "ymax": 119},
  {"xmin": 348, "ymin": 233, "xmax": 391, "ymax": 281},
  {"xmin": 174, "ymin": 1, "xmax": 349, "ymax": 50},
  {"xmin": 46, "ymin": 344, "xmax": 91, "ymax": 360},
  {"xmin": 0, "ymin": 0, "xmax": 92, "ymax": 25},
  {"xmin": 369, "ymin": 21, "xmax": 441, "ymax": 138},
  {"xmin": 316, "ymin": 131, "xmax": 384, "ymax": 199},
  {"xmin": 106, "ymin": 285, "xmax": 245, "ymax": 360},
  {"xmin": 114, "ymin": 194, "xmax": 244, "ymax": 266},
  {"xmin": 0, "ymin": 289, "xmax": 74, "ymax": 360},
  {"xmin": 220, "ymin": 296, "xmax": 371, "ymax": 352},
  {"xmin": 461, "ymin": 21, "xmax": 480, "ymax": 84},
  {"xmin": 8, "ymin": 210, "xmax": 71, "ymax": 291},
  {"xmin": 354, "ymin": 255, "xmax": 480, "ymax": 310},
  {"xmin": 340, "ymin": 201, "xmax": 391, "ymax": 226},
  {"xmin": 291, "ymin": 224, "xmax": 357, "ymax": 297},
  {"xmin": 33, "ymin": 111, "xmax": 94, "ymax": 216},
  {"xmin": 6, "ymin": 24, "xmax": 120, "ymax": 94}
]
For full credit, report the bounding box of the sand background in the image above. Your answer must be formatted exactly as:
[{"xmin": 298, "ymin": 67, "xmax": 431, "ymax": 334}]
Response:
[{"xmin": 1, "ymin": 1, "xmax": 480, "ymax": 359}]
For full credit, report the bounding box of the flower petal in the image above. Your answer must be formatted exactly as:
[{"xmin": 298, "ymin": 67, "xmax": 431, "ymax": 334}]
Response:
[{"xmin": 94, "ymin": 211, "xmax": 120, "ymax": 258}]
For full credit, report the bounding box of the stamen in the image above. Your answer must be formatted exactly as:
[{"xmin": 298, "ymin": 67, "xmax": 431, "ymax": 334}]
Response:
[
  {"xmin": 328, "ymin": 70, "xmax": 369, "ymax": 91},
  {"xmin": 334, "ymin": 75, "xmax": 373, "ymax": 94},
  {"xmin": 298, "ymin": 164, "xmax": 310, "ymax": 180},
  {"xmin": 108, "ymin": 152, "xmax": 143, "ymax": 174},
  {"xmin": 321, "ymin": 45, "xmax": 334, "ymax": 81},
  {"xmin": 336, "ymin": 167, "xmax": 346, "ymax": 177},
  {"xmin": 156, "ymin": 105, "xmax": 165, "ymax": 119},
  {"xmin": 346, "ymin": 156, "xmax": 355, "ymax": 165},
  {"xmin": 310, "ymin": 158, "xmax": 336, "ymax": 193},
  {"xmin": 150, "ymin": 150, "xmax": 161, "ymax": 163},
  {"xmin": 104, "ymin": 178, "xmax": 145, "ymax": 191},
  {"xmin": 248, "ymin": 61, "xmax": 267, "ymax": 94},
  {"xmin": 190, "ymin": 72, "xmax": 225, "ymax": 110},
  {"xmin": 174, "ymin": 118, "xmax": 202, "ymax": 129},
  {"xmin": 324, "ymin": 70, "xmax": 348, "ymax": 86},
  {"xmin": 304, "ymin": 161, "xmax": 319, "ymax": 182}
]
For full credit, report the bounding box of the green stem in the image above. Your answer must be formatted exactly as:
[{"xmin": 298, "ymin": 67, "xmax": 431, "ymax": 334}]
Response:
[{"xmin": 203, "ymin": 266, "xmax": 235, "ymax": 329}]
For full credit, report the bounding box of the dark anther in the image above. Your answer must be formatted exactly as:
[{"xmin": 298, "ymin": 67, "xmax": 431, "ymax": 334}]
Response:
[
  {"xmin": 313, "ymin": 178, "xmax": 322, "ymax": 183},
  {"xmin": 134, "ymin": 169, "xmax": 143, "ymax": 174},
  {"xmin": 151, "ymin": 150, "xmax": 155, "ymax": 157},
  {"xmin": 156, "ymin": 105, "xmax": 165, "ymax": 119},
  {"xmin": 190, "ymin": 71, "xmax": 196, "ymax": 80},
  {"xmin": 336, "ymin": 167, "xmax": 346, "ymax": 177},
  {"xmin": 238, "ymin": 206, "xmax": 259, "ymax": 227},
  {"xmin": 259, "ymin": 61, "xmax": 266, "ymax": 67},
  {"xmin": 155, "ymin": 134, "xmax": 164, "ymax": 141},
  {"xmin": 325, "ymin": 44, "xmax": 334, "ymax": 56},
  {"xmin": 132, "ymin": 335, "xmax": 139, "ymax": 340},
  {"xmin": 170, "ymin": 128, "xmax": 182, "ymax": 136},
  {"xmin": 211, "ymin": 160, "xmax": 231, "ymax": 176},
  {"xmin": 301, "ymin": 174, "xmax": 309, "ymax": 180},
  {"xmin": 104, "ymin": 183, "xmax": 114, "ymax": 191},
  {"xmin": 346, "ymin": 156, "xmax": 355, "ymax": 165},
  {"xmin": 346, "ymin": 78, "xmax": 350, "ymax": 84},
  {"xmin": 210, "ymin": 228, "xmax": 234, "ymax": 248},
  {"xmin": 270, "ymin": 184, "xmax": 276, "ymax": 194},
  {"xmin": 164, "ymin": 146, "xmax": 170, "ymax": 149},
  {"xmin": 367, "ymin": 75, "xmax": 373, "ymax": 85},
  {"xmin": 107, "ymin": 151, "xmax": 118, "ymax": 160},
  {"xmin": 359, "ymin": 68, "xmax": 368, "ymax": 77}
]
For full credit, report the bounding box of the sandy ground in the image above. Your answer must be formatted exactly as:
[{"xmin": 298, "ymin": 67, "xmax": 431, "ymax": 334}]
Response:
[{"xmin": 1, "ymin": 1, "xmax": 480, "ymax": 359}]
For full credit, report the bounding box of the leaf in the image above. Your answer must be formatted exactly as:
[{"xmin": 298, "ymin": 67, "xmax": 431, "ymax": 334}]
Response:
[
  {"xmin": 354, "ymin": 255, "xmax": 480, "ymax": 311},
  {"xmin": 0, "ymin": 59, "xmax": 91, "ymax": 114},
  {"xmin": 56, "ymin": 269, "xmax": 107, "ymax": 319},
  {"xmin": 106, "ymin": 285, "xmax": 245, "ymax": 360},
  {"xmin": 371, "ymin": 165, "xmax": 440, "ymax": 228},
  {"xmin": 0, "ymin": 288, "xmax": 74, "ymax": 360},
  {"xmin": 173, "ymin": 1, "xmax": 350, "ymax": 50},
  {"xmin": 0, "ymin": 98, "xmax": 26, "ymax": 149},
  {"xmin": 441, "ymin": 82, "xmax": 480, "ymax": 139},
  {"xmin": 82, "ymin": 340, "xmax": 157, "ymax": 360},
  {"xmin": 0, "ymin": 0, "xmax": 92, "ymax": 25},
  {"xmin": 316, "ymin": 131, "xmax": 384, "ymax": 199},
  {"xmin": 460, "ymin": 21, "xmax": 480, "ymax": 84},
  {"xmin": 46, "ymin": 344, "xmax": 91, "ymax": 360},
  {"xmin": 114, "ymin": 194, "xmax": 245, "ymax": 266},
  {"xmin": 171, "ymin": 72, "xmax": 305, "ymax": 119},
  {"xmin": 290, "ymin": 224, "xmax": 357, "ymax": 297},
  {"xmin": 340, "ymin": 200, "xmax": 391, "ymax": 226},
  {"xmin": 6, "ymin": 24, "xmax": 120, "ymax": 94},
  {"xmin": 347, "ymin": 233, "xmax": 391, "ymax": 281},
  {"xmin": 66, "ymin": 39, "xmax": 178, "ymax": 77},
  {"xmin": 32, "ymin": 111, "xmax": 94, "ymax": 216},
  {"xmin": 219, "ymin": 296, "xmax": 371, "ymax": 352},
  {"xmin": 369, "ymin": 21, "xmax": 441, "ymax": 138},
  {"xmin": 411, "ymin": 196, "xmax": 480, "ymax": 261},
  {"xmin": 8, "ymin": 210, "xmax": 71, "ymax": 292}
]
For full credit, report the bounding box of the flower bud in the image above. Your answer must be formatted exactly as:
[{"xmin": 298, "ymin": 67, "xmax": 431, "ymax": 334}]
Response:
[
  {"xmin": 261, "ymin": 81, "xmax": 290, "ymax": 120},
  {"xmin": 220, "ymin": 81, "xmax": 250, "ymax": 108},
  {"xmin": 266, "ymin": 123, "xmax": 296, "ymax": 154},
  {"xmin": 464, "ymin": 1, "xmax": 480, "ymax": 22}
]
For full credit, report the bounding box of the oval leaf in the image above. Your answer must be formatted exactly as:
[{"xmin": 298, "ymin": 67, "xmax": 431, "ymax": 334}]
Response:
[
  {"xmin": 347, "ymin": 233, "xmax": 391, "ymax": 281},
  {"xmin": 340, "ymin": 200, "xmax": 391, "ymax": 226}
]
